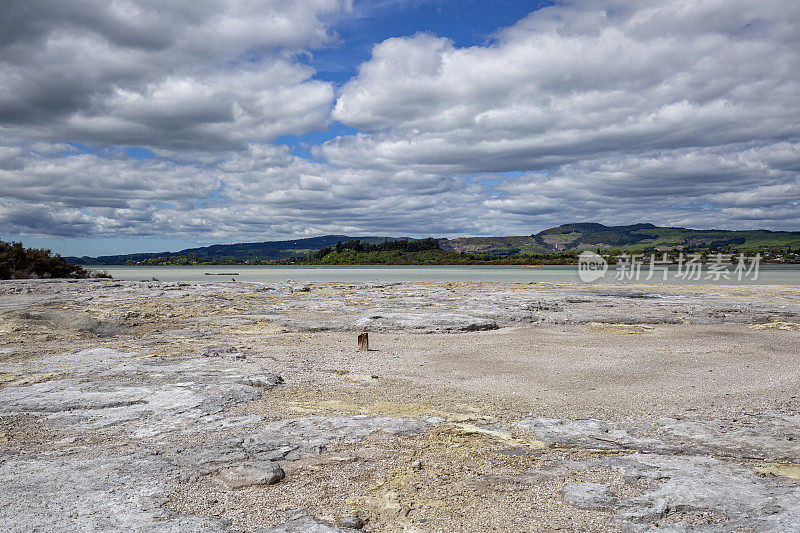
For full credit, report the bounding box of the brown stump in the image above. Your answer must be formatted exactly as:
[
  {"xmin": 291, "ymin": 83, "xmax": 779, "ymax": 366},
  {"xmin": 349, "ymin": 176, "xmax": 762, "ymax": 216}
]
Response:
[{"xmin": 358, "ymin": 332, "xmax": 369, "ymax": 351}]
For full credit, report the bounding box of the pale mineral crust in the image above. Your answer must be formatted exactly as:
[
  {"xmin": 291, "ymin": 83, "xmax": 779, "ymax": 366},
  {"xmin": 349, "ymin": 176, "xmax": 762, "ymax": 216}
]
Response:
[{"xmin": 1, "ymin": 279, "xmax": 799, "ymax": 532}]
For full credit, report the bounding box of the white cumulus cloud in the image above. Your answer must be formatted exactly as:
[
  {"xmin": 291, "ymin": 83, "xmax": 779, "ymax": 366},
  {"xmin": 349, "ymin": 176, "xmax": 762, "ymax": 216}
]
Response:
[{"xmin": 326, "ymin": 0, "xmax": 800, "ymax": 173}]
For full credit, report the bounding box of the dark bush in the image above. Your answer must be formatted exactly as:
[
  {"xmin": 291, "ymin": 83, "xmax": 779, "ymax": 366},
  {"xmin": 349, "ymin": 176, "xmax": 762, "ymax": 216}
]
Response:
[{"xmin": 0, "ymin": 241, "xmax": 89, "ymax": 279}]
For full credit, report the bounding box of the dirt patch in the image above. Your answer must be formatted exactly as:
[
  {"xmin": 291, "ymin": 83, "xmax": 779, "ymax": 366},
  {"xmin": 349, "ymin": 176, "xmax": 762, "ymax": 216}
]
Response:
[
  {"xmin": 0, "ymin": 371, "xmax": 64, "ymax": 388},
  {"xmin": 754, "ymin": 463, "xmax": 800, "ymax": 480},
  {"xmin": 587, "ymin": 323, "xmax": 655, "ymax": 334},
  {"xmin": 749, "ymin": 322, "xmax": 800, "ymax": 331}
]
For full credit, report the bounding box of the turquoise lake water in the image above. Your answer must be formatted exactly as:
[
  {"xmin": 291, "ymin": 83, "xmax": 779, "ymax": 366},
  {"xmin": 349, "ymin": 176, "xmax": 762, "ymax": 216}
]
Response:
[{"xmin": 85, "ymin": 264, "xmax": 800, "ymax": 285}]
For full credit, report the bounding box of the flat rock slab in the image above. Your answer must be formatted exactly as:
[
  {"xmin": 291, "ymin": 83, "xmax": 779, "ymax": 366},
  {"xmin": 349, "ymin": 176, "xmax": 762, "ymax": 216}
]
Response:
[
  {"xmin": 218, "ymin": 461, "xmax": 285, "ymax": 489},
  {"xmin": 0, "ymin": 452, "xmax": 229, "ymax": 533},
  {"xmin": 514, "ymin": 415, "xmax": 800, "ymax": 462},
  {"xmin": 0, "ymin": 346, "xmax": 280, "ymax": 531},
  {"xmin": 562, "ymin": 482, "xmax": 617, "ymax": 509},
  {"xmin": 244, "ymin": 415, "xmax": 444, "ymax": 461},
  {"xmin": 611, "ymin": 454, "xmax": 800, "ymax": 531}
]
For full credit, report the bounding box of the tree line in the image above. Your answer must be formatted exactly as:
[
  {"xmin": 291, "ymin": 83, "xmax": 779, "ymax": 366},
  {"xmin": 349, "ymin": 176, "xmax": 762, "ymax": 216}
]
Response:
[{"xmin": 310, "ymin": 238, "xmax": 440, "ymax": 260}]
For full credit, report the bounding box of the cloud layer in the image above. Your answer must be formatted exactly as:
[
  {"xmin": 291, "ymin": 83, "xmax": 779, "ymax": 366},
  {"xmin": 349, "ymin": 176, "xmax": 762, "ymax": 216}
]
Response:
[
  {"xmin": 0, "ymin": 0, "xmax": 349, "ymax": 150},
  {"xmin": 326, "ymin": 0, "xmax": 800, "ymax": 173},
  {"xmin": 1, "ymin": 0, "xmax": 799, "ymax": 244},
  {"xmin": 0, "ymin": 143, "xmax": 488, "ymax": 239}
]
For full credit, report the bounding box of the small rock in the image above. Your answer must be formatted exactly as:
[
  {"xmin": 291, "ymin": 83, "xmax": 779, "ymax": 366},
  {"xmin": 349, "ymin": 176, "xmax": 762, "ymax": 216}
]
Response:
[
  {"xmin": 201, "ymin": 345, "xmax": 244, "ymax": 358},
  {"xmin": 259, "ymin": 514, "xmax": 344, "ymax": 532},
  {"xmin": 178, "ymin": 471, "xmax": 200, "ymax": 483},
  {"xmin": 337, "ymin": 516, "xmax": 365, "ymax": 529},
  {"xmin": 411, "ymin": 459, "xmax": 423, "ymax": 471},
  {"xmin": 218, "ymin": 461, "xmax": 285, "ymax": 489},
  {"xmin": 241, "ymin": 373, "xmax": 284, "ymax": 389},
  {"xmin": 284, "ymin": 509, "xmax": 308, "ymax": 521},
  {"xmin": 562, "ymin": 482, "xmax": 617, "ymax": 509}
]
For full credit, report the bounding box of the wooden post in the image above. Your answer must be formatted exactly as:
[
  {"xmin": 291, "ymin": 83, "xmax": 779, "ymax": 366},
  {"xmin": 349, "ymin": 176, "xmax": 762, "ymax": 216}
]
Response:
[{"xmin": 358, "ymin": 332, "xmax": 369, "ymax": 351}]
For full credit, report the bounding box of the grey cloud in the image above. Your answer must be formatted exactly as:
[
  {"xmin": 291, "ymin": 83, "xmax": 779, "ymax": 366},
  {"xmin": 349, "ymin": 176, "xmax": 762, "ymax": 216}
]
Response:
[
  {"xmin": 485, "ymin": 142, "xmax": 800, "ymax": 231},
  {"xmin": 0, "ymin": 0, "xmax": 351, "ymax": 149},
  {"xmin": 0, "ymin": 142, "xmax": 489, "ymax": 239},
  {"xmin": 5, "ymin": 138, "xmax": 798, "ymax": 241}
]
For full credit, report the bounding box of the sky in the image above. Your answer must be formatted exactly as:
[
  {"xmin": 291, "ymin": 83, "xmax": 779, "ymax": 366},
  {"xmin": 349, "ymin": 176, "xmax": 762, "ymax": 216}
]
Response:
[{"xmin": 1, "ymin": 0, "xmax": 799, "ymax": 256}]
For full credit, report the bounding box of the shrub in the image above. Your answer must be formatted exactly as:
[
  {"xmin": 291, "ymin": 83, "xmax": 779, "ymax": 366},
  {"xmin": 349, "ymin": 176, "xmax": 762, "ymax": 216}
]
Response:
[{"xmin": 0, "ymin": 241, "xmax": 89, "ymax": 279}]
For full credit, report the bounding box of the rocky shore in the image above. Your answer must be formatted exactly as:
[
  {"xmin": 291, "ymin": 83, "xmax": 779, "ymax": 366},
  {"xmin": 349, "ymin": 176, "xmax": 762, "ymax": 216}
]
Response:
[{"xmin": 1, "ymin": 279, "xmax": 799, "ymax": 531}]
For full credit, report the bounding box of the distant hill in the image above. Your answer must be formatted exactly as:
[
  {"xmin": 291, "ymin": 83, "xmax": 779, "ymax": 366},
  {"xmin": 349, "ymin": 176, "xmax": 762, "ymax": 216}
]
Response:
[
  {"xmin": 68, "ymin": 224, "xmax": 800, "ymax": 265},
  {"xmin": 67, "ymin": 235, "xmax": 408, "ymax": 265},
  {"xmin": 440, "ymin": 223, "xmax": 800, "ymax": 255}
]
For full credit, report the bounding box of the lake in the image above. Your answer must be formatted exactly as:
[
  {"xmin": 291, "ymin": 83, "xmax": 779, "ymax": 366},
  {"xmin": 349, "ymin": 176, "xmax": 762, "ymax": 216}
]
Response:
[{"xmin": 84, "ymin": 264, "xmax": 800, "ymax": 285}]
